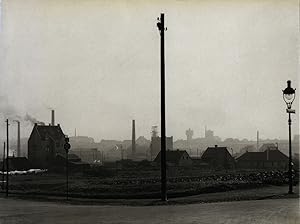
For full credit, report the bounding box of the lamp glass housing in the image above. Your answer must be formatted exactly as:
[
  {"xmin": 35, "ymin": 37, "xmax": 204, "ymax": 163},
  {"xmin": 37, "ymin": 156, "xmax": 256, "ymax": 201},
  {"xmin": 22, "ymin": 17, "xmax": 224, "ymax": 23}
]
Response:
[{"xmin": 283, "ymin": 80, "xmax": 296, "ymax": 109}]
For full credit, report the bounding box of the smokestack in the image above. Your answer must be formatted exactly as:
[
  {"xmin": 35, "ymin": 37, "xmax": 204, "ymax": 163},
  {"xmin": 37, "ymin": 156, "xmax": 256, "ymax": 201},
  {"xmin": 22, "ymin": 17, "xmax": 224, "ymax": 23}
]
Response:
[
  {"xmin": 132, "ymin": 120, "xmax": 136, "ymax": 157},
  {"xmin": 17, "ymin": 121, "xmax": 20, "ymax": 157},
  {"xmin": 257, "ymin": 130, "xmax": 259, "ymax": 151},
  {"xmin": 51, "ymin": 110, "xmax": 55, "ymax": 126},
  {"xmin": 13, "ymin": 120, "xmax": 21, "ymax": 157}
]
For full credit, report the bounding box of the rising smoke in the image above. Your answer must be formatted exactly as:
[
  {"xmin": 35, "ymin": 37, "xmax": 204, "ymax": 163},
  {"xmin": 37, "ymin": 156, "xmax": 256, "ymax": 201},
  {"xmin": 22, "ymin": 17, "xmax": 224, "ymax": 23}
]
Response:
[
  {"xmin": 0, "ymin": 95, "xmax": 45, "ymax": 125},
  {"xmin": 24, "ymin": 114, "xmax": 45, "ymax": 125}
]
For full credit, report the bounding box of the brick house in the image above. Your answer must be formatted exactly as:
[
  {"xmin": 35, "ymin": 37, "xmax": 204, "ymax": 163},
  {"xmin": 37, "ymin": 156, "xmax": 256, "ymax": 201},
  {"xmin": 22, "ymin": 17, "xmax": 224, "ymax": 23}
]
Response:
[
  {"xmin": 28, "ymin": 123, "xmax": 66, "ymax": 168},
  {"xmin": 201, "ymin": 145, "xmax": 235, "ymax": 169},
  {"xmin": 236, "ymin": 149, "xmax": 288, "ymax": 170},
  {"xmin": 154, "ymin": 149, "xmax": 193, "ymax": 167}
]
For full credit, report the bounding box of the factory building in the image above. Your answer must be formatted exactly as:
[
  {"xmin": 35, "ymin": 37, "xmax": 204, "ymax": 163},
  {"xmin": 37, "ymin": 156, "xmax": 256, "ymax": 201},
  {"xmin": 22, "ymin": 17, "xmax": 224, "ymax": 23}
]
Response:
[
  {"xmin": 28, "ymin": 123, "xmax": 66, "ymax": 168},
  {"xmin": 28, "ymin": 110, "xmax": 66, "ymax": 168}
]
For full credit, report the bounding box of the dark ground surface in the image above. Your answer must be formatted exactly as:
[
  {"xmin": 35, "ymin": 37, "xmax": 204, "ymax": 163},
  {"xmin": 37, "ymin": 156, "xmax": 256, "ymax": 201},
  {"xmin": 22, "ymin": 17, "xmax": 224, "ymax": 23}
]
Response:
[
  {"xmin": 1, "ymin": 169, "xmax": 297, "ymax": 200},
  {"xmin": 1, "ymin": 185, "xmax": 299, "ymax": 206},
  {"xmin": 0, "ymin": 197, "xmax": 299, "ymax": 224}
]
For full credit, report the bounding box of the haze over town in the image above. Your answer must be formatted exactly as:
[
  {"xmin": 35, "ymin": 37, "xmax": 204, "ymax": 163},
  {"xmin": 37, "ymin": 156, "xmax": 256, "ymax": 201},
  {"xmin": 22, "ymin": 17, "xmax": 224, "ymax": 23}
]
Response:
[
  {"xmin": 0, "ymin": 0, "xmax": 298, "ymax": 142},
  {"xmin": 0, "ymin": 3, "xmax": 299, "ymax": 223}
]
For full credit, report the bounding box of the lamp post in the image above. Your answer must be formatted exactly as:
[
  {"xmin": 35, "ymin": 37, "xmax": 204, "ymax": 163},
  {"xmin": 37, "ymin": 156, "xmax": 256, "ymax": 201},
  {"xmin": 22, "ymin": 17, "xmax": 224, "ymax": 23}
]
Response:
[
  {"xmin": 282, "ymin": 80, "xmax": 296, "ymax": 194},
  {"xmin": 64, "ymin": 136, "xmax": 71, "ymax": 200}
]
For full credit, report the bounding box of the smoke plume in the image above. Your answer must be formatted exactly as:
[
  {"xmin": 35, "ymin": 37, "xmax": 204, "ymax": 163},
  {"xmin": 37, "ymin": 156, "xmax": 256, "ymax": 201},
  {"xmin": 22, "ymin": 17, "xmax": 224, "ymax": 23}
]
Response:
[{"xmin": 24, "ymin": 114, "xmax": 45, "ymax": 125}]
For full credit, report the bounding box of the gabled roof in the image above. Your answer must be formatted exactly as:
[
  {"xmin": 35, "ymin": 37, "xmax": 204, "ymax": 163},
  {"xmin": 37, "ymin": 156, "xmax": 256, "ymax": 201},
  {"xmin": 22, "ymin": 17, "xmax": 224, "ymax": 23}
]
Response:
[
  {"xmin": 201, "ymin": 146, "xmax": 232, "ymax": 159},
  {"xmin": 236, "ymin": 152, "xmax": 265, "ymax": 161},
  {"xmin": 237, "ymin": 150, "xmax": 288, "ymax": 161},
  {"xmin": 35, "ymin": 124, "xmax": 65, "ymax": 141},
  {"xmin": 154, "ymin": 150, "xmax": 190, "ymax": 163}
]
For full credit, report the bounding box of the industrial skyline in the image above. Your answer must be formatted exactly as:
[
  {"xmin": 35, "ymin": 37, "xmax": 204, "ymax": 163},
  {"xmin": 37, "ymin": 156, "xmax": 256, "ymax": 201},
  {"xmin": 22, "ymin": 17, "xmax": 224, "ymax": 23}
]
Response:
[
  {"xmin": 0, "ymin": 0, "xmax": 299, "ymax": 142},
  {"xmin": 0, "ymin": 2, "xmax": 299, "ymax": 220}
]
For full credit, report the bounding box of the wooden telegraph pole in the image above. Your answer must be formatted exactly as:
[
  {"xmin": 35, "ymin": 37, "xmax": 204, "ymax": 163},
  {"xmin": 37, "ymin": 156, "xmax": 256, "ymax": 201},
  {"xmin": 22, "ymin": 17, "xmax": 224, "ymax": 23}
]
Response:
[
  {"xmin": 157, "ymin": 13, "xmax": 167, "ymax": 201},
  {"xmin": 6, "ymin": 119, "xmax": 9, "ymax": 197}
]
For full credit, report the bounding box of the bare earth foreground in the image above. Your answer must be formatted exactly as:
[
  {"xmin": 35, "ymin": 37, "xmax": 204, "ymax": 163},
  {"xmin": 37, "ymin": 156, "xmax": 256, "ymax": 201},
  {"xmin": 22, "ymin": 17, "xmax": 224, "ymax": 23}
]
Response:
[{"xmin": 0, "ymin": 198, "xmax": 299, "ymax": 224}]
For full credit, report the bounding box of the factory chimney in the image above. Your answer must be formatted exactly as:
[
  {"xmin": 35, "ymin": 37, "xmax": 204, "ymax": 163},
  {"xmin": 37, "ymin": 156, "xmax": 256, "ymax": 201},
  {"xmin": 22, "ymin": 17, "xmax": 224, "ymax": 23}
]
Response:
[
  {"xmin": 257, "ymin": 130, "xmax": 259, "ymax": 151},
  {"xmin": 132, "ymin": 120, "xmax": 136, "ymax": 158},
  {"xmin": 17, "ymin": 121, "xmax": 20, "ymax": 157},
  {"xmin": 51, "ymin": 110, "xmax": 55, "ymax": 126},
  {"xmin": 13, "ymin": 120, "xmax": 21, "ymax": 157}
]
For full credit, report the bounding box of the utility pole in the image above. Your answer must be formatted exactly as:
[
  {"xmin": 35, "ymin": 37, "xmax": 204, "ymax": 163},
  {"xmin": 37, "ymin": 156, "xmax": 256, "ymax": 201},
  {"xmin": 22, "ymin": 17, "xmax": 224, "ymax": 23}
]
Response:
[
  {"xmin": 6, "ymin": 119, "xmax": 9, "ymax": 197},
  {"xmin": 157, "ymin": 13, "xmax": 167, "ymax": 201},
  {"xmin": 2, "ymin": 142, "xmax": 5, "ymax": 190}
]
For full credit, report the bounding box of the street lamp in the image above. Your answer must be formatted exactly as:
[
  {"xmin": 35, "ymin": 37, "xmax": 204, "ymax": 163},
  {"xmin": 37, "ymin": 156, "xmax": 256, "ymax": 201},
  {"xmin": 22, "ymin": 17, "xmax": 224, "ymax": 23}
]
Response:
[{"xmin": 282, "ymin": 80, "xmax": 296, "ymax": 194}]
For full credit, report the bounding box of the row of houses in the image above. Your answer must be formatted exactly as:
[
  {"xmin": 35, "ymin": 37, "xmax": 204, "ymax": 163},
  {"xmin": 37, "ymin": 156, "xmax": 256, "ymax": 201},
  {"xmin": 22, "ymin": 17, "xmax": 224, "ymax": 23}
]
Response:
[
  {"xmin": 154, "ymin": 145, "xmax": 289, "ymax": 170},
  {"xmin": 23, "ymin": 122, "xmax": 290, "ymax": 171}
]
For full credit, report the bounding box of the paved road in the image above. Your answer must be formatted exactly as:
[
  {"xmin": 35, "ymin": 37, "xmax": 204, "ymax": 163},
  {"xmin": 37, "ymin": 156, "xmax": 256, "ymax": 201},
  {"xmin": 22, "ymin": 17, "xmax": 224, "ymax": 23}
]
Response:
[{"xmin": 0, "ymin": 198, "xmax": 299, "ymax": 224}]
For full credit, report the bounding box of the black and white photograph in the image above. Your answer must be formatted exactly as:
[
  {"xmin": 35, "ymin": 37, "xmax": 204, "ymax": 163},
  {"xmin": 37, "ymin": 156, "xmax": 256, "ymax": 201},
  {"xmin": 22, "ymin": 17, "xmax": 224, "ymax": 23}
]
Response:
[{"xmin": 0, "ymin": 0, "xmax": 299, "ymax": 223}]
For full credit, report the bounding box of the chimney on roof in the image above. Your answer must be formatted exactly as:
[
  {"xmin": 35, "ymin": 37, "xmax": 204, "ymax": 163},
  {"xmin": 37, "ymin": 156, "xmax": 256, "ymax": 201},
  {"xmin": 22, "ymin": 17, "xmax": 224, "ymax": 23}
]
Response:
[{"xmin": 51, "ymin": 110, "xmax": 55, "ymax": 126}]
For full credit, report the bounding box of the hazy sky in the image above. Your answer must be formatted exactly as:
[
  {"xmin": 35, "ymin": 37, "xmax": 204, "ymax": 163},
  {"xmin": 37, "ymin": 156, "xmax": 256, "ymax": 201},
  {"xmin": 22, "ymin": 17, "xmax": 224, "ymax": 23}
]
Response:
[{"xmin": 0, "ymin": 0, "xmax": 299, "ymax": 142}]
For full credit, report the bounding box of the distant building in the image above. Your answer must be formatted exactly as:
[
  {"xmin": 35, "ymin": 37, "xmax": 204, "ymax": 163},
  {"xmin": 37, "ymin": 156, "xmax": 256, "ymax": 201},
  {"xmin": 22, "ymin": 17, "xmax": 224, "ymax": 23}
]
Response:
[
  {"xmin": 205, "ymin": 129, "xmax": 214, "ymax": 139},
  {"xmin": 98, "ymin": 139, "xmax": 123, "ymax": 150},
  {"xmin": 150, "ymin": 136, "xmax": 173, "ymax": 160},
  {"xmin": 294, "ymin": 134, "xmax": 300, "ymax": 143},
  {"xmin": 240, "ymin": 145, "xmax": 256, "ymax": 154},
  {"xmin": 204, "ymin": 127, "xmax": 222, "ymax": 142},
  {"xmin": 201, "ymin": 145, "xmax": 235, "ymax": 169},
  {"xmin": 70, "ymin": 148, "xmax": 101, "ymax": 164},
  {"xmin": 54, "ymin": 153, "xmax": 90, "ymax": 171},
  {"xmin": 136, "ymin": 136, "xmax": 150, "ymax": 146},
  {"xmin": 69, "ymin": 136, "xmax": 96, "ymax": 149},
  {"xmin": 28, "ymin": 123, "xmax": 66, "ymax": 168},
  {"xmin": 236, "ymin": 149, "xmax": 288, "ymax": 170},
  {"xmin": 186, "ymin": 128, "xmax": 194, "ymax": 149},
  {"xmin": 125, "ymin": 144, "xmax": 150, "ymax": 161},
  {"xmin": 259, "ymin": 143, "xmax": 277, "ymax": 152},
  {"xmin": 154, "ymin": 149, "xmax": 193, "ymax": 167}
]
